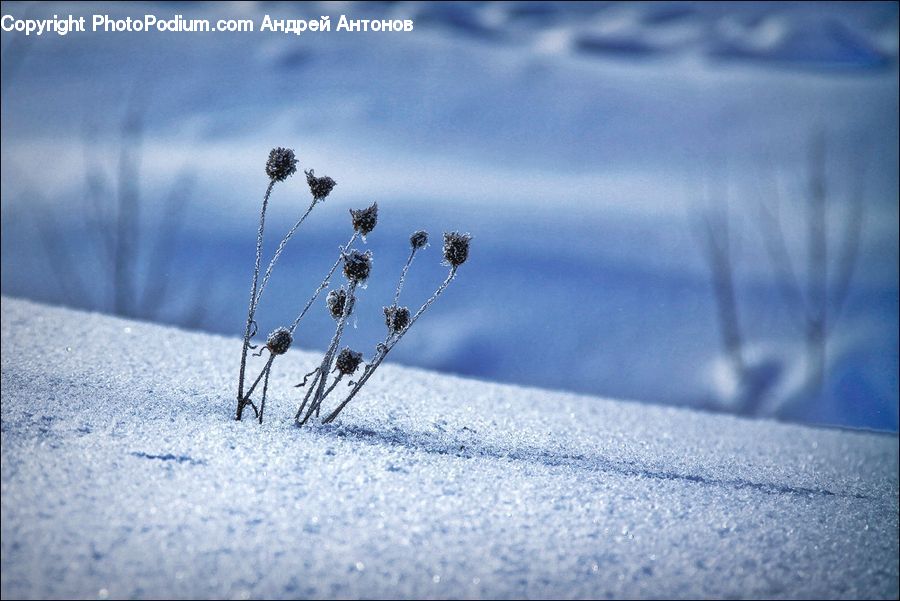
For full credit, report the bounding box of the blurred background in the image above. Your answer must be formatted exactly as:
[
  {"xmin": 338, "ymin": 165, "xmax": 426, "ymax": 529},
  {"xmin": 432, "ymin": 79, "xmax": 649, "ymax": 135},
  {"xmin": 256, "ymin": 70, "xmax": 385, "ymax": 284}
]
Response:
[{"xmin": 2, "ymin": 1, "xmax": 897, "ymax": 431}]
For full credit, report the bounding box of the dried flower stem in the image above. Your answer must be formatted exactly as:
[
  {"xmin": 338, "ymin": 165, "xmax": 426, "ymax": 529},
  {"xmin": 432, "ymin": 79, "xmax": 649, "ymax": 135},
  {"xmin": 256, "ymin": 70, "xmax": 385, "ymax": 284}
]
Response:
[
  {"xmin": 238, "ymin": 351, "xmax": 275, "ymax": 423},
  {"xmin": 289, "ymin": 232, "xmax": 359, "ymax": 334},
  {"xmin": 322, "ymin": 267, "xmax": 458, "ymax": 424},
  {"xmin": 290, "ymin": 235, "xmax": 359, "ymax": 421},
  {"xmin": 393, "ymin": 246, "xmax": 419, "ymax": 307},
  {"xmin": 236, "ymin": 179, "xmax": 275, "ymax": 420},
  {"xmin": 238, "ymin": 328, "xmax": 292, "ymax": 424},
  {"xmin": 251, "ymin": 231, "xmax": 357, "ymax": 424},
  {"xmin": 245, "ymin": 352, "xmax": 274, "ymax": 399},
  {"xmin": 294, "ymin": 365, "xmax": 345, "ymax": 420},
  {"xmin": 321, "ymin": 371, "xmax": 345, "ymax": 400},
  {"xmin": 256, "ymin": 354, "xmax": 276, "ymax": 424},
  {"xmin": 242, "ymin": 398, "xmax": 260, "ymax": 420},
  {"xmin": 294, "ymin": 367, "xmax": 320, "ymax": 421},
  {"xmin": 254, "ymin": 198, "xmax": 318, "ymax": 310},
  {"xmin": 299, "ymin": 280, "xmax": 359, "ymax": 425}
]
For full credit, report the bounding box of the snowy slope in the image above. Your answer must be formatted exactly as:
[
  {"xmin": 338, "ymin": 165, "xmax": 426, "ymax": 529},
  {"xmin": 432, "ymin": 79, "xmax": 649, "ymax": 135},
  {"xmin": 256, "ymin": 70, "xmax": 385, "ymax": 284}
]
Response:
[{"xmin": 1, "ymin": 296, "xmax": 897, "ymax": 599}]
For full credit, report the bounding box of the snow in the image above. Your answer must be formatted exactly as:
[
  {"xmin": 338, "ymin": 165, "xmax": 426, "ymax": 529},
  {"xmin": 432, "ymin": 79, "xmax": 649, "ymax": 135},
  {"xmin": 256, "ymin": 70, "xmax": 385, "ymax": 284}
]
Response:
[{"xmin": 2, "ymin": 296, "xmax": 897, "ymax": 599}]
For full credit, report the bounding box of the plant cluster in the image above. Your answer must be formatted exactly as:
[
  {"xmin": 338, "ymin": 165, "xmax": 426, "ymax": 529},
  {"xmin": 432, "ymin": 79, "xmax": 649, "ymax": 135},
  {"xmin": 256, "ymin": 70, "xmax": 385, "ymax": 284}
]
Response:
[{"xmin": 235, "ymin": 147, "xmax": 470, "ymax": 426}]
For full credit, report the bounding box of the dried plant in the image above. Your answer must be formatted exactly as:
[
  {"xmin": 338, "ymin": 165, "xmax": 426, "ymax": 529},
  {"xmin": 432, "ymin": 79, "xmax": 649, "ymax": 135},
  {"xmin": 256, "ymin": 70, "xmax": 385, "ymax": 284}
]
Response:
[
  {"xmin": 235, "ymin": 147, "xmax": 337, "ymax": 422},
  {"xmin": 234, "ymin": 146, "xmax": 470, "ymax": 428},
  {"xmin": 318, "ymin": 231, "xmax": 471, "ymax": 425},
  {"xmin": 295, "ymin": 248, "xmax": 373, "ymax": 426}
]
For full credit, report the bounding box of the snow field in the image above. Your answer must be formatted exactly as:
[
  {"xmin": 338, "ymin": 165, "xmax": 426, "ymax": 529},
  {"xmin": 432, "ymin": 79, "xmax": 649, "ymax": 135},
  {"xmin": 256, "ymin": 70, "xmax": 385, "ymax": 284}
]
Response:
[{"xmin": 1, "ymin": 297, "xmax": 897, "ymax": 599}]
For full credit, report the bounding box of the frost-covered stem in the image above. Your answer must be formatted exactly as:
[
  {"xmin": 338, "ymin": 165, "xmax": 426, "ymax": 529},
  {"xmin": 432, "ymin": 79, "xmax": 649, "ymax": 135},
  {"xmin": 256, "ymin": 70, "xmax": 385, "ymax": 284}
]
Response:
[
  {"xmin": 244, "ymin": 352, "xmax": 275, "ymax": 404},
  {"xmin": 294, "ymin": 368, "xmax": 321, "ymax": 423},
  {"xmin": 254, "ymin": 198, "xmax": 318, "ymax": 310},
  {"xmin": 295, "ymin": 368, "xmax": 319, "ymax": 390},
  {"xmin": 314, "ymin": 371, "xmax": 346, "ymax": 417},
  {"xmin": 320, "ymin": 372, "xmax": 344, "ymax": 404},
  {"xmin": 289, "ymin": 232, "xmax": 359, "ymax": 334},
  {"xmin": 300, "ymin": 281, "xmax": 358, "ymax": 426},
  {"xmin": 393, "ymin": 247, "xmax": 418, "ymax": 306},
  {"xmin": 243, "ymin": 398, "xmax": 260, "ymax": 420},
  {"xmin": 236, "ymin": 179, "xmax": 275, "ymax": 420},
  {"xmin": 323, "ymin": 268, "xmax": 457, "ymax": 424},
  {"xmin": 391, "ymin": 267, "xmax": 457, "ymax": 351},
  {"xmin": 322, "ymin": 361, "xmax": 378, "ymax": 425},
  {"xmin": 257, "ymin": 356, "xmax": 275, "ymax": 425}
]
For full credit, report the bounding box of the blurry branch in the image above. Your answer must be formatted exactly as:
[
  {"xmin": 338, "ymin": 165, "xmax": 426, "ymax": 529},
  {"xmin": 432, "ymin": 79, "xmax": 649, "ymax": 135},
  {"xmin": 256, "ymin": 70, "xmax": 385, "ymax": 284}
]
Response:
[
  {"xmin": 693, "ymin": 188, "xmax": 745, "ymax": 379},
  {"xmin": 113, "ymin": 102, "xmax": 144, "ymax": 318},
  {"xmin": 696, "ymin": 130, "xmax": 866, "ymax": 416},
  {"xmin": 17, "ymin": 91, "xmax": 209, "ymax": 329},
  {"xmin": 804, "ymin": 132, "xmax": 828, "ymax": 393},
  {"xmin": 757, "ymin": 131, "xmax": 865, "ymax": 395},
  {"xmin": 830, "ymin": 160, "xmax": 865, "ymax": 322},
  {"xmin": 756, "ymin": 179, "xmax": 807, "ymax": 332},
  {"xmin": 83, "ymin": 94, "xmax": 206, "ymax": 327},
  {"xmin": 81, "ymin": 122, "xmax": 117, "ymax": 271}
]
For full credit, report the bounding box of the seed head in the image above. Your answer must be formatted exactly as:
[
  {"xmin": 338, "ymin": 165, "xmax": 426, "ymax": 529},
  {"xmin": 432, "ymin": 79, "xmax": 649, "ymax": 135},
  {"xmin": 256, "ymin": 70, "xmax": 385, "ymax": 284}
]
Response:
[
  {"xmin": 410, "ymin": 230, "xmax": 429, "ymax": 250},
  {"xmin": 350, "ymin": 202, "xmax": 378, "ymax": 236},
  {"xmin": 335, "ymin": 347, "xmax": 364, "ymax": 376},
  {"xmin": 343, "ymin": 250, "xmax": 373, "ymax": 283},
  {"xmin": 383, "ymin": 305, "xmax": 410, "ymax": 334},
  {"xmin": 265, "ymin": 147, "xmax": 298, "ymax": 182},
  {"xmin": 326, "ymin": 288, "xmax": 353, "ymax": 320},
  {"xmin": 442, "ymin": 232, "xmax": 471, "ymax": 267},
  {"xmin": 266, "ymin": 327, "xmax": 292, "ymax": 355},
  {"xmin": 305, "ymin": 169, "xmax": 336, "ymax": 201}
]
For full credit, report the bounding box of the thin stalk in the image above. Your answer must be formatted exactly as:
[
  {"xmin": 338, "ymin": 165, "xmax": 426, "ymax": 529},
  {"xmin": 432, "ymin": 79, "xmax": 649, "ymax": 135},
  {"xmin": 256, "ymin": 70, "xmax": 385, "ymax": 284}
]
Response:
[
  {"xmin": 243, "ymin": 399, "xmax": 260, "ymax": 420},
  {"xmin": 289, "ymin": 232, "xmax": 359, "ymax": 334},
  {"xmin": 294, "ymin": 368, "xmax": 321, "ymax": 422},
  {"xmin": 244, "ymin": 352, "xmax": 275, "ymax": 402},
  {"xmin": 300, "ymin": 281, "xmax": 359, "ymax": 425},
  {"xmin": 320, "ymin": 372, "xmax": 345, "ymax": 405},
  {"xmin": 295, "ymin": 368, "xmax": 319, "ymax": 389},
  {"xmin": 323, "ymin": 360, "xmax": 378, "ymax": 426},
  {"xmin": 315, "ymin": 365, "xmax": 339, "ymax": 417},
  {"xmin": 254, "ymin": 198, "xmax": 318, "ymax": 310},
  {"xmin": 236, "ymin": 179, "xmax": 275, "ymax": 420},
  {"xmin": 257, "ymin": 358, "xmax": 275, "ymax": 425},
  {"xmin": 323, "ymin": 267, "xmax": 457, "ymax": 424},
  {"xmin": 393, "ymin": 247, "xmax": 418, "ymax": 306}
]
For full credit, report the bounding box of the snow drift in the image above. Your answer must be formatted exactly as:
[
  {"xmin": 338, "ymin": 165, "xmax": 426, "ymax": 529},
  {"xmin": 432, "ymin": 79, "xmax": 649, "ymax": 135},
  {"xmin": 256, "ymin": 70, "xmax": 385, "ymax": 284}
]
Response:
[{"xmin": 1, "ymin": 296, "xmax": 897, "ymax": 599}]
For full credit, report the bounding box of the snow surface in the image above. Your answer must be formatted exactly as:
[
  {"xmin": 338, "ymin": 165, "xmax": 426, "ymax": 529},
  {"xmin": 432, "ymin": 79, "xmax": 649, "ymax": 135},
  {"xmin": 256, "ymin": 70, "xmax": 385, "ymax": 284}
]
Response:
[{"xmin": 1, "ymin": 296, "xmax": 898, "ymax": 599}]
